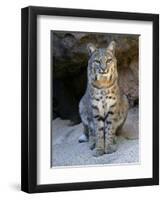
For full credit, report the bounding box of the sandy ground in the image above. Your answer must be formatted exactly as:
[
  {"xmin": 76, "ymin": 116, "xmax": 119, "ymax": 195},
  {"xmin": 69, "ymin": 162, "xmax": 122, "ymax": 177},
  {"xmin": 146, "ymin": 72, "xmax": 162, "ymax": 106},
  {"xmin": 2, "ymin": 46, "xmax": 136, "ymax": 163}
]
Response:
[{"xmin": 52, "ymin": 107, "xmax": 139, "ymax": 167}]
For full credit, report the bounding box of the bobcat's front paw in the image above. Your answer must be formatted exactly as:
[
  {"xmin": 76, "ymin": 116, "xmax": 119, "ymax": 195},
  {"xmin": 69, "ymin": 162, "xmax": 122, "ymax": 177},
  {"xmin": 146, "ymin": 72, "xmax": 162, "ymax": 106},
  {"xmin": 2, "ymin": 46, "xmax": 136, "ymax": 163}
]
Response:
[
  {"xmin": 92, "ymin": 148, "xmax": 104, "ymax": 157},
  {"xmin": 78, "ymin": 134, "xmax": 88, "ymax": 143},
  {"xmin": 105, "ymin": 144, "xmax": 117, "ymax": 154}
]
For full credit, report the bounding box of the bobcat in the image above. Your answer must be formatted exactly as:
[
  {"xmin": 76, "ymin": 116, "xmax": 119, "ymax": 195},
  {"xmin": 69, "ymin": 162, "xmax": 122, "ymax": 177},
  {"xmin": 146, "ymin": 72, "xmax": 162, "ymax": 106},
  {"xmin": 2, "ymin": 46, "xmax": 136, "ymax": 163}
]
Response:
[{"xmin": 79, "ymin": 41, "xmax": 129, "ymax": 157}]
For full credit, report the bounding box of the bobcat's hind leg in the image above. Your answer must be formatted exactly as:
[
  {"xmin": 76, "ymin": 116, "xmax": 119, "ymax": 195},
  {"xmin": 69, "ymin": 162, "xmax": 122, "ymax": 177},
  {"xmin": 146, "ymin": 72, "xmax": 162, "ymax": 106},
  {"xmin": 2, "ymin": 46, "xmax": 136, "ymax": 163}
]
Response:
[{"xmin": 78, "ymin": 125, "xmax": 89, "ymax": 143}]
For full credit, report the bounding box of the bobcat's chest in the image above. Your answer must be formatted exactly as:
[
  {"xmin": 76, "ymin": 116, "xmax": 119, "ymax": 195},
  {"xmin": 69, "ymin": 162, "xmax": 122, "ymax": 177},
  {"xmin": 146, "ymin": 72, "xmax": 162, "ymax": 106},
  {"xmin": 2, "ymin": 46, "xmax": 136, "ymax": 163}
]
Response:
[{"xmin": 91, "ymin": 90, "xmax": 117, "ymax": 117}]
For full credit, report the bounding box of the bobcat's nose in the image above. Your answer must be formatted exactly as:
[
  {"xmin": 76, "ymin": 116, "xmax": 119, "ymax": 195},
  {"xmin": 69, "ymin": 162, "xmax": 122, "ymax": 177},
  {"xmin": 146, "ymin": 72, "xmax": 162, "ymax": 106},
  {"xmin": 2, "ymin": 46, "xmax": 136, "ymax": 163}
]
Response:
[{"xmin": 99, "ymin": 65, "xmax": 108, "ymax": 74}]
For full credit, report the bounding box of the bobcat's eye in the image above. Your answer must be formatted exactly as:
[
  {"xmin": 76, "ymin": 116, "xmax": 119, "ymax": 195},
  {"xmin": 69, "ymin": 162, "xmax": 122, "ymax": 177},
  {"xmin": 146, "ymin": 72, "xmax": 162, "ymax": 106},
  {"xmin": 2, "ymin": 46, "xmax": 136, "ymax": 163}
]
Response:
[
  {"xmin": 106, "ymin": 58, "xmax": 112, "ymax": 64},
  {"xmin": 94, "ymin": 60, "xmax": 100, "ymax": 65}
]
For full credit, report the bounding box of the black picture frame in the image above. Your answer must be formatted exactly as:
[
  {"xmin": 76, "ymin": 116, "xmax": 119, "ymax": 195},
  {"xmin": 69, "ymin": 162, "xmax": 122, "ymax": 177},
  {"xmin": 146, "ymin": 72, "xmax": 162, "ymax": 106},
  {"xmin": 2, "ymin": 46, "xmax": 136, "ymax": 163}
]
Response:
[{"xmin": 21, "ymin": 6, "xmax": 159, "ymax": 193}]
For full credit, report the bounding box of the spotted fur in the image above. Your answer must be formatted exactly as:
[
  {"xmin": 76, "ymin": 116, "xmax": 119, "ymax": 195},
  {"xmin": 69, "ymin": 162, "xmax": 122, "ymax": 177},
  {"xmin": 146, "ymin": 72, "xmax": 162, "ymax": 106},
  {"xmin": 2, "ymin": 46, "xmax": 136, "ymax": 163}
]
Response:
[{"xmin": 79, "ymin": 41, "xmax": 129, "ymax": 157}]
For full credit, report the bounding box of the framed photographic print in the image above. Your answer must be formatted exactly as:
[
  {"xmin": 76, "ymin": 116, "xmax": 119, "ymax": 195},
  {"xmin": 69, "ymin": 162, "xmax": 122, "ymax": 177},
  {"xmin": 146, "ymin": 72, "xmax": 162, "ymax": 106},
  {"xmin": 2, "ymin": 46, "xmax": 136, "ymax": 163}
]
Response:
[{"xmin": 21, "ymin": 6, "xmax": 159, "ymax": 193}]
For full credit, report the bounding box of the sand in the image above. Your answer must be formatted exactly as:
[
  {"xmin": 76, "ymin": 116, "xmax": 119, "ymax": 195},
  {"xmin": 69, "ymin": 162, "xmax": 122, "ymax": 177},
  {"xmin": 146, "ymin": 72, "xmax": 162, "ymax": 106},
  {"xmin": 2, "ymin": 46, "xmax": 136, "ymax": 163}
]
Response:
[{"xmin": 51, "ymin": 107, "xmax": 139, "ymax": 167}]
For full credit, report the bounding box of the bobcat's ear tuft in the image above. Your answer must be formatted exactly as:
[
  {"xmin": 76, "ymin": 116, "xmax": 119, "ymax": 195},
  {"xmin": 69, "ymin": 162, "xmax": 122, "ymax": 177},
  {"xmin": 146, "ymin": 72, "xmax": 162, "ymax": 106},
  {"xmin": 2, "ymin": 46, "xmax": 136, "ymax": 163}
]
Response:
[
  {"xmin": 87, "ymin": 43, "xmax": 96, "ymax": 55},
  {"xmin": 107, "ymin": 41, "xmax": 116, "ymax": 55}
]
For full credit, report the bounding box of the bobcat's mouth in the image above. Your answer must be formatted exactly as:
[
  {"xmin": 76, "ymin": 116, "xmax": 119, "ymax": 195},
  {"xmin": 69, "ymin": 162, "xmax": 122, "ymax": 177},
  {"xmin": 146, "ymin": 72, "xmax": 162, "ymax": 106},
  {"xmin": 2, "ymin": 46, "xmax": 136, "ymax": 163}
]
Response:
[{"xmin": 99, "ymin": 68, "xmax": 109, "ymax": 74}]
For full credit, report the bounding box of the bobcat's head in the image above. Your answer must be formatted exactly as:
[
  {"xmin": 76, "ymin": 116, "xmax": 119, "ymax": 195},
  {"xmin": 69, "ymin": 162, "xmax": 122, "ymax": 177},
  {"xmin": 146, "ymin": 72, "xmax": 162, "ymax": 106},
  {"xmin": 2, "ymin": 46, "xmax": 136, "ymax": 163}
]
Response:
[{"xmin": 87, "ymin": 41, "xmax": 118, "ymax": 88}]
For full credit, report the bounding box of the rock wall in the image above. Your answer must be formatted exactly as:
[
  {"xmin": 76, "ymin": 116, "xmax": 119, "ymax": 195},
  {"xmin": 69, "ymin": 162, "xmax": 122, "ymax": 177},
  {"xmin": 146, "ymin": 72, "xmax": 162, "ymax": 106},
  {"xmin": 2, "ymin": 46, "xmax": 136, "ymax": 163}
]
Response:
[{"xmin": 52, "ymin": 31, "xmax": 139, "ymax": 123}]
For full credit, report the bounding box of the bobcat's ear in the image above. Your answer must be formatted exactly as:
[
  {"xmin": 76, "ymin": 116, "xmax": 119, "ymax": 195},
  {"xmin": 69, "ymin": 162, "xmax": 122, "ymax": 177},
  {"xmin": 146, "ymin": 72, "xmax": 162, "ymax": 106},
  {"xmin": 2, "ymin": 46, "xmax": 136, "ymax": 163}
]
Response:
[
  {"xmin": 107, "ymin": 41, "xmax": 116, "ymax": 55},
  {"xmin": 87, "ymin": 43, "xmax": 96, "ymax": 55}
]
